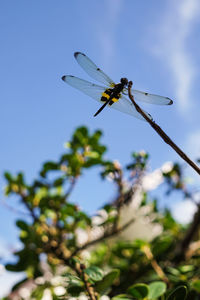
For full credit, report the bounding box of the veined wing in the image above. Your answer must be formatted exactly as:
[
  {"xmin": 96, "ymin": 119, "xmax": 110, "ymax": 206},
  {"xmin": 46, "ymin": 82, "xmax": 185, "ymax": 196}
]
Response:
[
  {"xmin": 62, "ymin": 75, "xmax": 152, "ymax": 121},
  {"xmin": 74, "ymin": 52, "xmax": 114, "ymax": 87},
  {"xmin": 112, "ymin": 95, "xmax": 153, "ymax": 121},
  {"xmin": 62, "ymin": 75, "xmax": 106, "ymax": 101},
  {"xmin": 132, "ymin": 89, "xmax": 173, "ymax": 105}
]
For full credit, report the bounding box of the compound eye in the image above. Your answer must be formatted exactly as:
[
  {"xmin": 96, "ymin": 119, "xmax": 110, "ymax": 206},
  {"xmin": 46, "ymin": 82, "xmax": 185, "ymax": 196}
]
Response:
[{"xmin": 121, "ymin": 78, "xmax": 128, "ymax": 85}]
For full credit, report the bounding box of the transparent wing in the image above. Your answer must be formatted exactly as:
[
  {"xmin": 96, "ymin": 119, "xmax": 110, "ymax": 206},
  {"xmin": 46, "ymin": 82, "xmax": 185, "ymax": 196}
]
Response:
[
  {"xmin": 132, "ymin": 89, "xmax": 173, "ymax": 105},
  {"xmin": 62, "ymin": 75, "xmax": 152, "ymax": 121},
  {"xmin": 111, "ymin": 95, "xmax": 153, "ymax": 121},
  {"xmin": 74, "ymin": 52, "xmax": 114, "ymax": 87},
  {"xmin": 62, "ymin": 75, "xmax": 106, "ymax": 102}
]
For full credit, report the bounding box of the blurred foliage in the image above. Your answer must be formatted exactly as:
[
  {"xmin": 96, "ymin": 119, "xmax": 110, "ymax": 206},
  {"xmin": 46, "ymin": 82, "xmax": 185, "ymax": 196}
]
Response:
[{"xmin": 3, "ymin": 126, "xmax": 200, "ymax": 300}]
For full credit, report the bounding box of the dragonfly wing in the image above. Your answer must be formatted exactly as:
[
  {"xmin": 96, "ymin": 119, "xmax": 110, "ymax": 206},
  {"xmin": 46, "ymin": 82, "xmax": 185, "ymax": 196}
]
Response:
[
  {"xmin": 62, "ymin": 75, "xmax": 105, "ymax": 102},
  {"xmin": 74, "ymin": 52, "xmax": 114, "ymax": 87},
  {"xmin": 132, "ymin": 89, "xmax": 173, "ymax": 105},
  {"xmin": 111, "ymin": 95, "xmax": 153, "ymax": 121}
]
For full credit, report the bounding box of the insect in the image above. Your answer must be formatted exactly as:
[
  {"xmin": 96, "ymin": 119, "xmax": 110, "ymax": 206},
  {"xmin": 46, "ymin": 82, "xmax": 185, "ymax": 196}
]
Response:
[{"xmin": 62, "ymin": 52, "xmax": 173, "ymax": 121}]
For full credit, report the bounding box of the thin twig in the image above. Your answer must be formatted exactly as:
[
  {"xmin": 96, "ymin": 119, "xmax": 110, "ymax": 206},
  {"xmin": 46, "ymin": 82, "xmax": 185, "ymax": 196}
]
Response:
[
  {"xmin": 75, "ymin": 262, "xmax": 97, "ymax": 300},
  {"xmin": 44, "ymin": 217, "xmax": 136, "ymax": 266},
  {"xmin": 142, "ymin": 245, "xmax": 169, "ymax": 284},
  {"xmin": 18, "ymin": 188, "xmax": 39, "ymax": 222},
  {"xmin": 65, "ymin": 176, "xmax": 78, "ymax": 198},
  {"xmin": 128, "ymin": 81, "xmax": 200, "ymax": 176},
  {"xmin": 0, "ymin": 198, "xmax": 32, "ymax": 217},
  {"xmin": 70, "ymin": 217, "xmax": 136, "ymax": 258}
]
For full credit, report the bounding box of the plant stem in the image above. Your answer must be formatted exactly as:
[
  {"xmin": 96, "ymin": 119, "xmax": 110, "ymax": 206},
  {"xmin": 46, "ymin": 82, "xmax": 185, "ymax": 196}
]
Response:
[
  {"xmin": 142, "ymin": 245, "xmax": 169, "ymax": 284},
  {"xmin": 70, "ymin": 217, "xmax": 136, "ymax": 257},
  {"xmin": 75, "ymin": 262, "xmax": 97, "ymax": 300},
  {"xmin": 128, "ymin": 81, "xmax": 200, "ymax": 176}
]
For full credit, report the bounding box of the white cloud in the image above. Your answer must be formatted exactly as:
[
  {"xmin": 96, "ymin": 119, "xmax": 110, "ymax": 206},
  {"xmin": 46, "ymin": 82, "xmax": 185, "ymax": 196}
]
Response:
[{"xmin": 152, "ymin": 0, "xmax": 200, "ymax": 113}]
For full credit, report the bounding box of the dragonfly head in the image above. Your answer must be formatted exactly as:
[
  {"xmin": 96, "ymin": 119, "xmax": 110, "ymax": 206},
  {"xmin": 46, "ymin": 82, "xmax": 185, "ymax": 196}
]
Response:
[{"xmin": 120, "ymin": 77, "xmax": 128, "ymax": 86}]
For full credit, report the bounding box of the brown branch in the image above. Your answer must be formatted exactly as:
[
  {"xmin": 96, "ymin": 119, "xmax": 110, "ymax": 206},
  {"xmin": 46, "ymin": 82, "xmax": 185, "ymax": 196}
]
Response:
[
  {"xmin": 142, "ymin": 245, "xmax": 169, "ymax": 284},
  {"xmin": 44, "ymin": 216, "xmax": 136, "ymax": 266},
  {"xmin": 65, "ymin": 176, "xmax": 78, "ymax": 198},
  {"xmin": 75, "ymin": 262, "xmax": 97, "ymax": 300},
  {"xmin": 128, "ymin": 81, "xmax": 200, "ymax": 176},
  {"xmin": 18, "ymin": 188, "xmax": 39, "ymax": 222},
  {"xmin": 44, "ymin": 241, "xmax": 97, "ymax": 300},
  {"xmin": 70, "ymin": 216, "xmax": 136, "ymax": 258}
]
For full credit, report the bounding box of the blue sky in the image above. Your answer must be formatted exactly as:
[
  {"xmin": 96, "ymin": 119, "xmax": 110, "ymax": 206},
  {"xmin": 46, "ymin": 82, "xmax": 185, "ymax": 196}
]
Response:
[{"xmin": 1, "ymin": 0, "xmax": 200, "ymax": 295}]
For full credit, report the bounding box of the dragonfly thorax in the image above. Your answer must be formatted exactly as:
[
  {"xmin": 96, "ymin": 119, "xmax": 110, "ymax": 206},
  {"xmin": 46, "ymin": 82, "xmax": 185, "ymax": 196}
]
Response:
[
  {"xmin": 108, "ymin": 78, "xmax": 128, "ymax": 101},
  {"xmin": 101, "ymin": 81, "xmax": 126, "ymax": 107}
]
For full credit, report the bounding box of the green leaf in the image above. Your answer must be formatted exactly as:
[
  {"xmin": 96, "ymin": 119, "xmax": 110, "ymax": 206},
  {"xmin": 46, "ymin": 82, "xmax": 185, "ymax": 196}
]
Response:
[
  {"xmin": 4, "ymin": 172, "xmax": 12, "ymax": 181},
  {"xmin": 16, "ymin": 220, "xmax": 29, "ymax": 231},
  {"xmin": 69, "ymin": 257, "xmax": 81, "ymax": 266},
  {"xmin": 112, "ymin": 294, "xmax": 133, "ymax": 300},
  {"xmin": 84, "ymin": 266, "xmax": 104, "ymax": 282},
  {"xmin": 166, "ymin": 267, "xmax": 180, "ymax": 276},
  {"xmin": 191, "ymin": 280, "xmax": 200, "ymax": 292},
  {"xmin": 66, "ymin": 272, "xmax": 84, "ymax": 297},
  {"xmin": 53, "ymin": 177, "xmax": 64, "ymax": 186},
  {"xmin": 178, "ymin": 265, "xmax": 194, "ymax": 273},
  {"xmin": 17, "ymin": 172, "xmax": 24, "ymax": 184},
  {"xmin": 31, "ymin": 285, "xmax": 46, "ymax": 299},
  {"xmin": 40, "ymin": 161, "xmax": 59, "ymax": 177},
  {"xmin": 127, "ymin": 283, "xmax": 149, "ymax": 299},
  {"xmin": 152, "ymin": 235, "xmax": 173, "ymax": 256},
  {"xmin": 95, "ymin": 269, "xmax": 120, "ymax": 295},
  {"xmin": 67, "ymin": 285, "xmax": 84, "ymax": 297},
  {"xmin": 148, "ymin": 281, "xmax": 166, "ymax": 299},
  {"xmin": 64, "ymin": 273, "xmax": 82, "ymax": 283},
  {"xmin": 134, "ymin": 240, "xmax": 148, "ymax": 249},
  {"xmin": 167, "ymin": 285, "xmax": 187, "ymax": 300}
]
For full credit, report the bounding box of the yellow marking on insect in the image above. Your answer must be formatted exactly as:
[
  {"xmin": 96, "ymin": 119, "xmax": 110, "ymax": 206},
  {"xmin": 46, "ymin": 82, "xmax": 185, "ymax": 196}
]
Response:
[
  {"xmin": 112, "ymin": 98, "xmax": 119, "ymax": 103},
  {"xmin": 101, "ymin": 92, "xmax": 110, "ymax": 99},
  {"xmin": 110, "ymin": 83, "xmax": 115, "ymax": 88}
]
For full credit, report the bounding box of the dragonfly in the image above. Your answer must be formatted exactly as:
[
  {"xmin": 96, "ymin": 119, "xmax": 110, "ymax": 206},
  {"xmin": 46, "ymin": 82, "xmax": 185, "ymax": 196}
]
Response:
[{"xmin": 62, "ymin": 52, "xmax": 173, "ymax": 121}]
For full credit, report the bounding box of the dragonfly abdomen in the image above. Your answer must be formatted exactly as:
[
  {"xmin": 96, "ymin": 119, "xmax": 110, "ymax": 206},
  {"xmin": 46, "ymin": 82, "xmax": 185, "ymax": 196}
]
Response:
[{"xmin": 101, "ymin": 88, "xmax": 121, "ymax": 106}]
